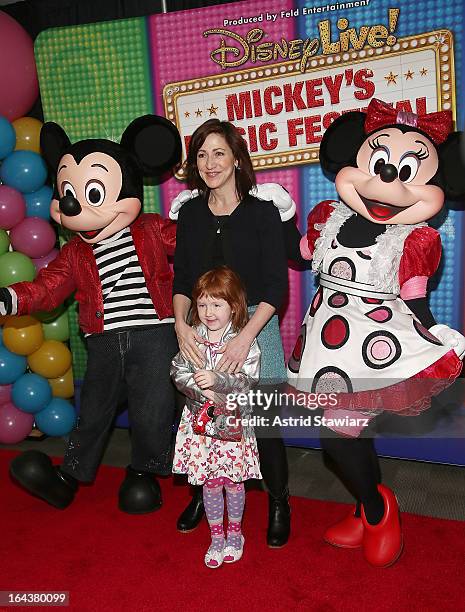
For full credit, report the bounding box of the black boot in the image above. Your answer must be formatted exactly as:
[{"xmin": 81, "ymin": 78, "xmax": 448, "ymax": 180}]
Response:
[
  {"xmin": 10, "ymin": 450, "xmax": 78, "ymax": 510},
  {"xmin": 118, "ymin": 466, "xmax": 162, "ymax": 514},
  {"xmin": 177, "ymin": 485, "xmax": 204, "ymax": 532},
  {"xmin": 267, "ymin": 489, "xmax": 291, "ymax": 548}
]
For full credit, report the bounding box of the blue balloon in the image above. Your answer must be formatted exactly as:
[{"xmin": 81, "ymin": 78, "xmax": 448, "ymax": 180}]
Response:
[
  {"xmin": 0, "ymin": 346, "xmax": 27, "ymax": 384},
  {"xmin": 35, "ymin": 398, "xmax": 76, "ymax": 436},
  {"xmin": 24, "ymin": 185, "xmax": 53, "ymax": 220},
  {"xmin": 0, "ymin": 116, "xmax": 16, "ymax": 160},
  {"xmin": 12, "ymin": 372, "xmax": 52, "ymax": 414},
  {"xmin": 0, "ymin": 150, "xmax": 47, "ymax": 194}
]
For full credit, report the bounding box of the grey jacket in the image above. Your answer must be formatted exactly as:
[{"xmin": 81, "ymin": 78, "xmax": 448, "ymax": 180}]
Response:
[{"xmin": 170, "ymin": 323, "xmax": 261, "ymax": 418}]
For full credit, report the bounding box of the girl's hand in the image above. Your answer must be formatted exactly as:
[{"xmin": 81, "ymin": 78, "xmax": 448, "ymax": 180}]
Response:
[
  {"xmin": 175, "ymin": 321, "xmax": 205, "ymax": 368},
  {"xmin": 193, "ymin": 370, "xmax": 217, "ymax": 389},
  {"xmin": 216, "ymin": 332, "xmax": 253, "ymax": 373}
]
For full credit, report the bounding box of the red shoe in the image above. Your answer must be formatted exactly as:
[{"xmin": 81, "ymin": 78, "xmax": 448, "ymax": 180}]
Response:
[
  {"xmin": 324, "ymin": 507, "xmax": 364, "ymax": 548},
  {"xmin": 361, "ymin": 484, "xmax": 403, "ymax": 567}
]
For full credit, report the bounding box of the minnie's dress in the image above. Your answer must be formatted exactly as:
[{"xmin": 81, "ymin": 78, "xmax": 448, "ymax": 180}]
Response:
[{"xmin": 288, "ymin": 201, "xmax": 462, "ymax": 436}]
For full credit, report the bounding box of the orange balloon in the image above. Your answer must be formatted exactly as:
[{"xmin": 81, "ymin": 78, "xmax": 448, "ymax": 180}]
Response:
[
  {"xmin": 28, "ymin": 339, "xmax": 72, "ymax": 378},
  {"xmin": 12, "ymin": 117, "xmax": 43, "ymax": 153},
  {"xmin": 0, "ymin": 314, "xmax": 8, "ymax": 326},
  {"xmin": 3, "ymin": 315, "xmax": 44, "ymax": 355},
  {"xmin": 48, "ymin": 367, "xmax": 74, "ymax": 399}
]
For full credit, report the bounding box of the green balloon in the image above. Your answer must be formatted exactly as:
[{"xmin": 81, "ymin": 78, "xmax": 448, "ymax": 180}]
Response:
[
  {"xmin": 0, "ymin": 230, "xmax": 10, "ymax": 255},
  {"xmin": 34, "ymin": 304, "xmax": 66, "ymax": 323},
  {"xmin": 42, "ymin": 309, "xmax": 70, "ymax": 341},
  {"xmin": 0, "ymin": 251, "xmax": 35, "ymax": 287}
]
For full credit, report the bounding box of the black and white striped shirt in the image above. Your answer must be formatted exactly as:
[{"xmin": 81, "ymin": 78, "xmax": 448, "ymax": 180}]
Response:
[{"xmin": 92, "ymin": 227, "xmax": 174, "ymax": 332}]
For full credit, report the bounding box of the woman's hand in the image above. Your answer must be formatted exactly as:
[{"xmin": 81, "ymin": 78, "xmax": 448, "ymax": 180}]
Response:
[
  {"xmin": 193, "ymin": 370, "xmax": 217, "ymax": 389},
  {"xmin": 175, "ymin": 321, "xmax": 205, "ymax": 367},
  {"xmin": 216, "ymin": 331, "xmax": 253, "ymax": 373}
]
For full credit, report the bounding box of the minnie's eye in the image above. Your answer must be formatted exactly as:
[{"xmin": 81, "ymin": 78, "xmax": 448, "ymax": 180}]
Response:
[
  {"xmin": 369, "ymin": 149, "xmax": 389, "ymax": 176},
  {"xmin": 85, "ymin": 181, "xmax": 105, "ymax": 206},
  {"xmin": 61, "ymin": 182, "xmax": 76, "ymax": 198},
  {"xmin": 398, "ymin": 156, "xmax": 420, "ymax": 183}
]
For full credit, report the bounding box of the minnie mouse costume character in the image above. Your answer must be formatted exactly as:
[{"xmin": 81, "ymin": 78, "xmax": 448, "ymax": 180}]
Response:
[
  {"xmin": 3, "ymin": 115, "xmax": 182, "ymax": 514},
  {"xmin": 288, "ymin": 98, "xmax": 465, "ymax": 566}
]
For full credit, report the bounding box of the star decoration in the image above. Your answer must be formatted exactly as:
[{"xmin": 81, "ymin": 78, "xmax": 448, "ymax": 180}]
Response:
[
  {"xmin": 420, "ymin": 67, "xmax": 428, "ymax": 77},
  {"xmin": 184, "ymin": 111, "xmax": 190, "ymax": 118},
  {"xmin": 433, "ymin": 32, "xmax": 446, "ymax": 47},
  {"xmin": 195, "ymin": 108, "xmax": 203, "ymax": 117},
  {"xmin": 384, "ymin": 71, "xmax": 398, "ymax": 85},
  {"xmin": 208, "ymin": 104, "xmax": 219, "ymax": 116},
  {"xmin": 404, "ymin": 70, "xmax": 414, "ymax": 80}
]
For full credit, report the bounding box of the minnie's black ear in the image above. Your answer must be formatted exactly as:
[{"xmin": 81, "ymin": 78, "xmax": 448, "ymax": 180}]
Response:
[
  {"xmin": 320, "ymin": 112, "xmax": 367, "ymax": 174},
  {"xmin": 40, "ymin": 122, "xmax": 71, "ymax": 172},
  {"xmin": 120, "ymin": 115, "xmax": 182, "ymax": 176},
  {"xmin": 437, "ymin": 132, "xmax": 465, "ymax": 200}
]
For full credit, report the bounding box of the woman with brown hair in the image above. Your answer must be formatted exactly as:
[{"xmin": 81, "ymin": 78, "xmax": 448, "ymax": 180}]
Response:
[{"xmin": 173, "ymin": 118, "xmax": 292, "ymax": 547}]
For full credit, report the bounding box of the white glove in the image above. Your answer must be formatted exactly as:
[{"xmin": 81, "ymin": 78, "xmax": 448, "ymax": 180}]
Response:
[
  {"xmin": 169, "ymin": 189, "xmax": 198, "ymax": 220},
  {"xmin": 429, "ymin": 324, "xmax": 465, "ymax": 359},
  {"xmin": 250, "ymin": 183, "xmax": 296, "ymax": 222}
]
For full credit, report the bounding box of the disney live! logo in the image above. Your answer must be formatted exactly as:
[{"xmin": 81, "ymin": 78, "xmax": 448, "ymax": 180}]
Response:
[{"xmin": 204, "ymin": 8, "xmax": 400, "ymax": 73}]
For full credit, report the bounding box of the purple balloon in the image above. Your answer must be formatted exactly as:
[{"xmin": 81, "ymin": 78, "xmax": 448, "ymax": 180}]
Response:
[
  {"xmin": 0, "ymin": 185, "xmax": 26, "ymax": 229},
  {"xmin": 32, "ymin": 248, "xmax": 59, "ymax": 273},
  {"xmin": 10, "ymin": 216, "xmax": 56, "ymax": 259},
  {"xmin": 0, "ymin": 401, "xmax": 34, "ymax": 443},
  {"xmin": 0, "ymin": 384, "xmax": 12, "ymax": 404}
]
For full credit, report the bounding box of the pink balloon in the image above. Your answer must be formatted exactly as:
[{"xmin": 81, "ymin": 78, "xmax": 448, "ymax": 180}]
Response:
[
  {"xmin": 10, "ymin": 216, "xmax": 56, "ymax": 259},
  {"xmin": 0, "ymin": 384, "xmax": 12, "ymax": 404},
  {"xmin": 32, "ymin": 248, "xmax": 59, "ymax": 273},
  {"xmin": 0, "ymin": 185, "xmax": 26, "ymax": 229},
  {"xmin": 0, "ymin": 12, "xmax": 38, "ymax": 121},
  {"xmin": 0, "ymin": 401, "xmax": 34, "ymax": 443}
]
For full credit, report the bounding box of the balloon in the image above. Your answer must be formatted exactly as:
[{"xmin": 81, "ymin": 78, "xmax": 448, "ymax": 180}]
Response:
[
  {"xmin": 48, "ymin": 367, "xmax": 74, "ymax": 399},
  {"xmin": 0, "ymin": 185, "xmax": 26, "ymax": 229},
  {"xmin": 0, "ymin": 251, "xmax": 35, "ymax": 286},
  {"xmin": 0, "ymin": 230, "xmax": 10, "ymax": 255},
  {"xmin": 32, "ymin": 248, "xmax": 59, "ymax": 273},
  {"xmin": 0, "ymin": 383, "xmax": 12, "ymax": 404},
  {"xmin": 12, "ymin": 372, "xmax": 52, "ymax": 414},
  {"xmin": 0, "ymin": 116, "xmax": 16, "ymax": 159},
  {"xmin": 27, "ymin": 340, "xmax": 72, "ymax": 379},
  {"xmin": 0, "ymin": 315, "xmax": 8, "ymax": 326},
  {"xmin": 2, "ymin": 315, "xmax": 44, "ymax": 355},
  {"xmin": 0, "ymin": 150, "xmax": 47, "ymax": 193},
  {"xmin": 24, "ymin": 185, "xmax": 53, "ymax": 220},
  {"xmin": 0, "ymin": 346, "xmax": 27, "ymax": 384},
  {"xmin": 0, "ymin": 327, "xmax": 2, "ymax": 345},
  {"xmin": 12, "ymin": 117, "xmax": 42, "ymax": 153},
  {"xmin": 34, "ymin": 398, "xmax": 76, "ymax": 437},
  {"xmin": 10, "ymin": 216, "xmax": 56, "ymax": 259},
  {"xmin": 0, "ymin": 401, "xmax": 34, "ymax": 443},
  {"xmin": 42, "ymin": 310, "xmax": 69, "ymax": 342},
  {"xmin": 0, "ymin": 12, "xmax": 38, "ymax": 121},
  {"xmin": 33, "ymin": 305, "xmax": 66, "ymax": 323}
]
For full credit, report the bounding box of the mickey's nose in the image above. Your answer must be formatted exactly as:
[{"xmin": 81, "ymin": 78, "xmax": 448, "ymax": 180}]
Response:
[
  {"xmin": 59, "ymin": 194, "xmax": 81, "ymax": 216},
  {"xmin": 379, "ymin": 163, "xmax": 398, "ymax": 183}
]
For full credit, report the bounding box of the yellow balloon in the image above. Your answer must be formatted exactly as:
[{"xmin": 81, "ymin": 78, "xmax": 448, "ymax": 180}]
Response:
[
  {"xmin": 3, "ymin": 315, "xmax": 44, "ymax": 355},
  {"xmin": 28, "ymin": 340, "xmax": 72, "ymax": 379},
  {"xmin": 12, "ymin": 117, "xmax": 43, "ymax": 153},
  {"xmin": 49, "ymin": 367, "xmax": 74, "ymax": 399}
]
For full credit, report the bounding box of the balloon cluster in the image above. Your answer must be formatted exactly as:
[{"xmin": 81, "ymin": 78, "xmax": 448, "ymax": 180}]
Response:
[{"xmin": 0, "ymin": 115, "xmax": 76, "ymax": 444}]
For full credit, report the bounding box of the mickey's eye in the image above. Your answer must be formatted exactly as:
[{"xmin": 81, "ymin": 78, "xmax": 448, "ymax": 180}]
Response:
[
  {"xmin": 61, "ymin": 182, "xmax": 76, "ymax": 198},
  {"xmin": 398, "ymin": 155, "xmax": 420, "ymax": 183},
  {"xmin": 369, "ymin": 149, "xmax": 389, "ymax": 176},
  {"xmin": 85, "ymin": 181, "xmax": 105, "ymax": 206}
]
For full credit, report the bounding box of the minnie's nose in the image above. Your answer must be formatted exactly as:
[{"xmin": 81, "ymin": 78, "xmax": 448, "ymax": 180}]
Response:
[
  {"xmin": 379, "ymin": 163, "xmax": 398, "ymax": 183},
  {"xmin": 59, "ymin": 194, "xmax": 82, "ymax": 216}
]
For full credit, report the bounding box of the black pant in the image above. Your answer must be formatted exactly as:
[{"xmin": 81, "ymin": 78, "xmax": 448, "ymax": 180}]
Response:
[{"xmin": 61, "ymin": 325, "xmax": 178, "ymax": 482}]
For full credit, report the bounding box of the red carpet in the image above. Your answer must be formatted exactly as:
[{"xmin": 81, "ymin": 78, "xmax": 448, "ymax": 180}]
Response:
[{"xmin": 2, "ymin": 449, "xmax": 464, "ymax": 611}]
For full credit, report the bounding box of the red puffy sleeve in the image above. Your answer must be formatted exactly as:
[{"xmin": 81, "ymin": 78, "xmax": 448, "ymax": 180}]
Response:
[
  {"xmin": 398, "ymin": 227, "xmax": 442, "ymax": 300},
  {"xmin": 300, "ymin": 200, "xmax": 337, "ymax": 260}
]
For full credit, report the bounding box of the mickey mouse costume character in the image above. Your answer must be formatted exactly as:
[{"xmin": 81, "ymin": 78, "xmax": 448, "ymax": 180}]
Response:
[
  {"xmin": 3, "ymin": 115, "xmax": 182, "ymax": 514},
  {"xmin": 288, "ymin": 98, "xmax": 465, "ymax": 567}
]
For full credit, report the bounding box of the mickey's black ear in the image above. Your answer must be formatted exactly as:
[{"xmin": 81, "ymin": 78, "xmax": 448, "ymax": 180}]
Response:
[
  {"xmin": 120, "ymin": 115, "xmax": 182, "ymax": 176},
  {"xmin": 437, "ymin": 132, "xmax": 465, "ymax": 200},
  {"xmin": 320, "ymin": 112, "xmax": 367, "ymax": 174},
  {"xmin": 40, "ymin": 122, "xmax": 71, "ymax": 172}
]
